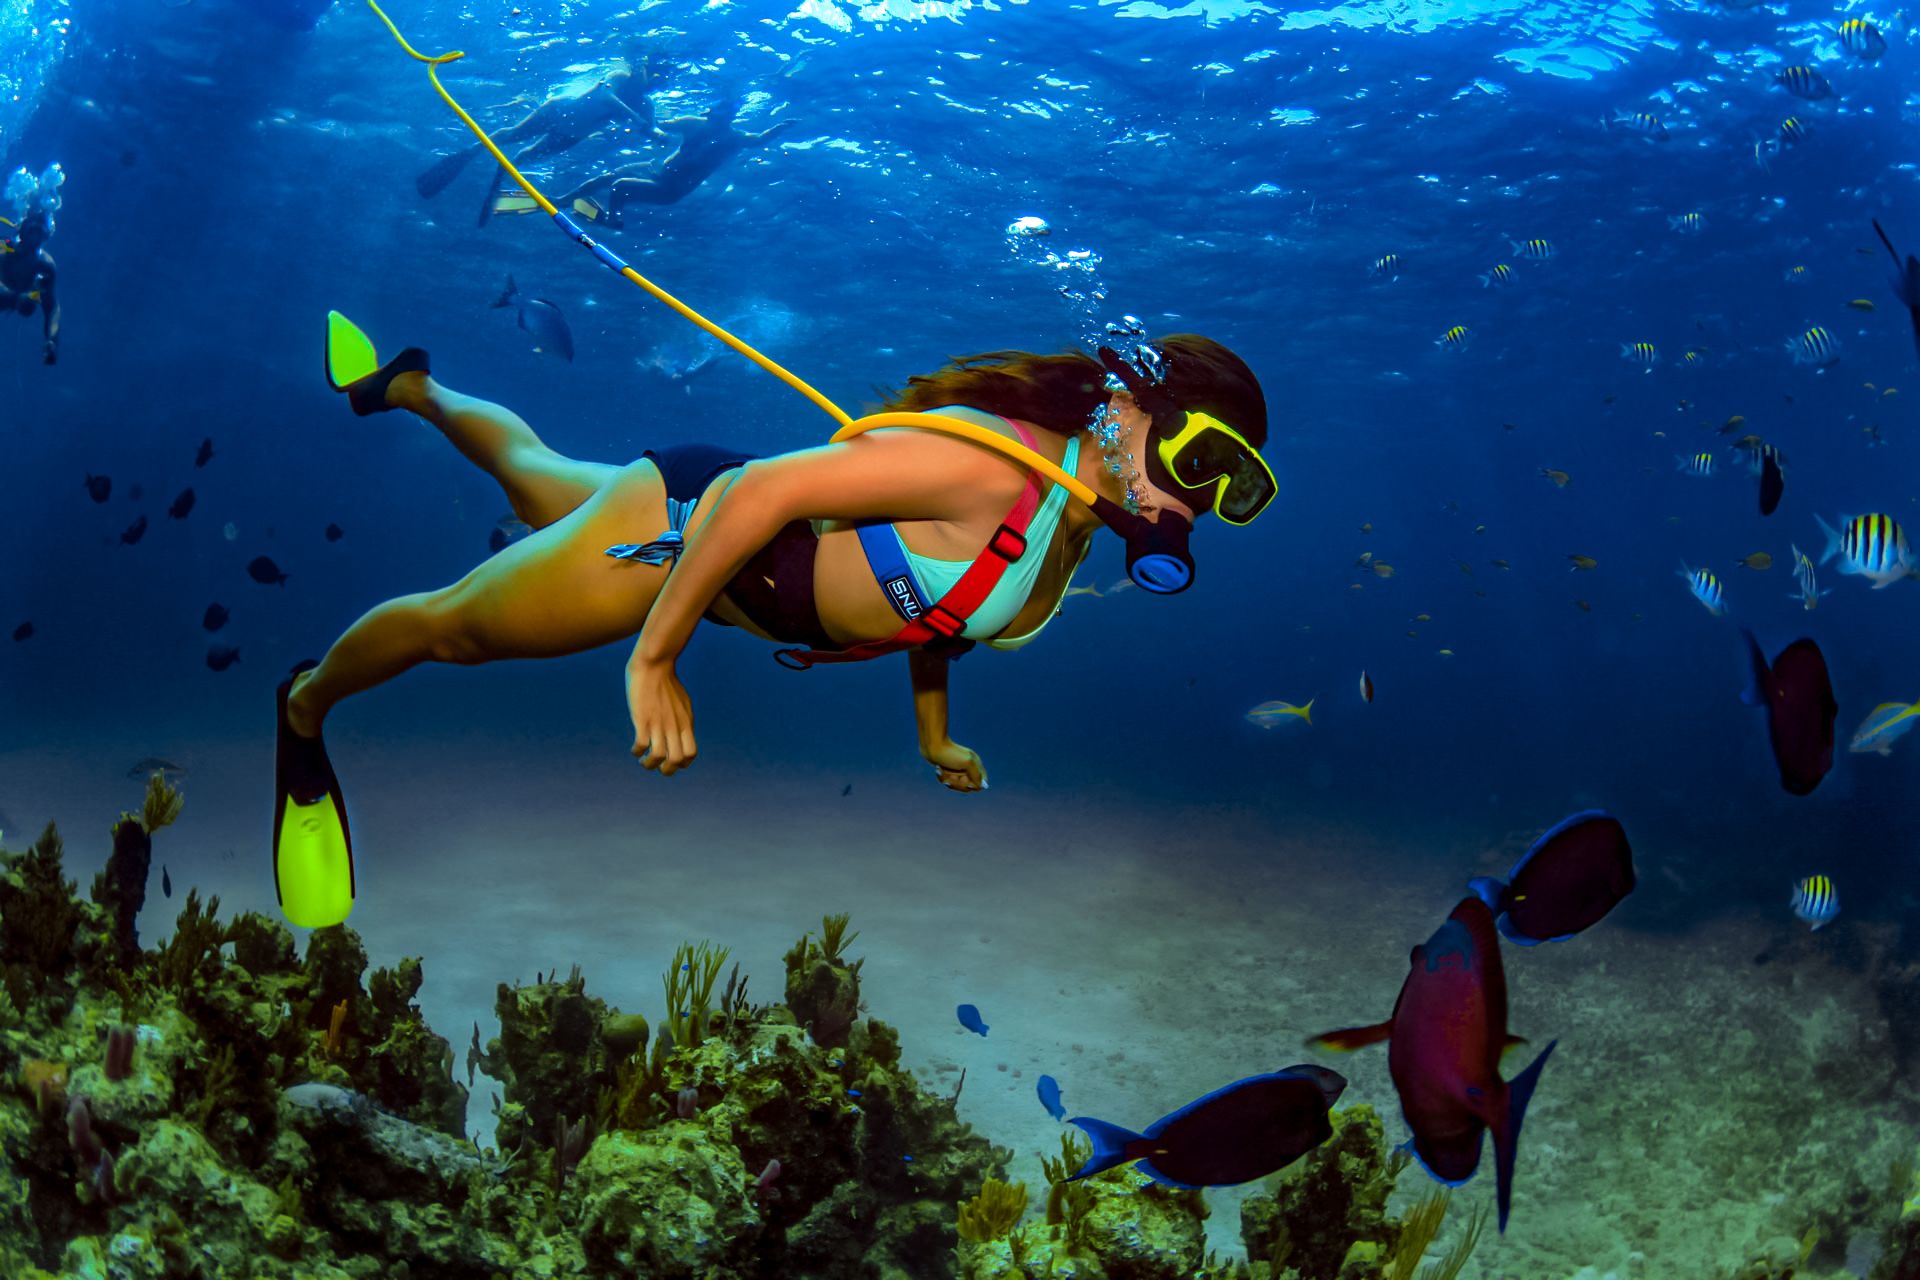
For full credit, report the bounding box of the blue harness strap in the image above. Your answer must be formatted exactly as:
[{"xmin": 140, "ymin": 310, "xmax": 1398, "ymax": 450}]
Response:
[
  {"xmin": 855, "ymin": 521, "xmax": 932, "ymax": 623},
  {"xmin": 605, "ymin": 497, "xmax": 696, "ymax": 565}
]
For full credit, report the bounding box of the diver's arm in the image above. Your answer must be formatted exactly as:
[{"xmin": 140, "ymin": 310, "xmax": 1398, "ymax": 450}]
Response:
[
  {"xmin": 908, "ymin": 648, "xmax": 988, "ymax": 793},
  {"xmin": 38, "ymin": 254, "xmax": 57, "ymax": 361},
  {"xmin": 626, "ymin": 433, "xmax": 1006, "ymax": 774}
]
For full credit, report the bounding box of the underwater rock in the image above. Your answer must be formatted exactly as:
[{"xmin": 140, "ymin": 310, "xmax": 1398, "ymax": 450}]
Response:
[
  {"xmin": 1077, "ymin": 1171, "xmax": 1209, "ymax": 1277},
  {"xmin": 575, "ymin": 1126, "xmax": 763, "ymax": 1276},
  {"xmin": 92, "ymin": 818, "xmax": 152, "ymax": 970},
  {"xmin": 282, "ymin": 1082, "xmax": 491, "ymax": 1194},
  {"xmin": 1238, "ymin": 1104, "xmax": 1403, "ymax": 1279},
  {"xmin": 479, "ymin": 964, "xmax": 615, "ymax": 1156}
]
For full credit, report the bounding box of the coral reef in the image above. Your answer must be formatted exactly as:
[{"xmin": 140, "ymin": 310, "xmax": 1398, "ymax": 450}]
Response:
[
  {"xmin": 0, "ymin": 801, "xmax": 1023, "ymax": 1279},
  {"xmin": 785, "ymin": 911, "xmax": 864, "ymax": 1048}
]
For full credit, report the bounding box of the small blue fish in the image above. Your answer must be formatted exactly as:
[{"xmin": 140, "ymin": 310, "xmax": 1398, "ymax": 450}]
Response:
[
  {"xmin": 1037, "ymin": 1074, "xmax": 1065, "ymax": 1122},
  {"xmin": 956, "ymin": 1004, "xmax": 989, "ymax": 1037},
  {"xmin": 1791, "ymin": 875, "xmax": 1838, "ymax": 929}
]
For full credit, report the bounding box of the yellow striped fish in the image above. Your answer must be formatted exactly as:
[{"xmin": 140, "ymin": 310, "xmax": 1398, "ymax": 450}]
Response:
[
  {"xmin": 1779, "ymin": 116, "xmax": 1811, "ymax": 145},
  {"xmin": 1788, "ymin": 543, "xmax": 1828, "ymax": 610},
  {"xmin": 1668, "ymin": 212, "xmax": 1705, "ymax": 234},
  {"xmin": 1775, "ymin": 66, "xmax": 1834, "ymax": 100},
  {"xmin": 1621, "ymin": 341, "xmax": 1659, "ymax": 367},
  {"xmin": 1789, "ymin": 325, "xmax": 1840, "ymax": 366},
  {"xmin": 1839, "ymin": 18, "xmax": 1887, "ymax": 60},
  {"xmin": 1480, "ymin": 263, "xmax": 1514, "ymax": 288},
  {"xmin": 1246, "ymin": 699, "xmax": 1314, "ymax": 728},
  {"xmin": 1676, "ymin": 452, "xmax": 1714, "ymax": 477},
  {"xmin": 1815, "ymin": 512, "xmax": 1914, "ymax": 587},
  {"xmin": 1678, "ymin": 562, "xmax": 1725, "ymax": 615},
  {"xmin": 1371, "ymin": 252, "xmax": 1402, "ymax": 277},
  {"xmin": 1511, "ymin": 238, "xmax": 1556, "ymax": 260},
  {"xmin": 1790, "ymin": 875, "xmax": 1838, "ymax": 929},
  {"xmin": 1436, "ymin": 325, "xmax": 1471, "ymax": 351}
]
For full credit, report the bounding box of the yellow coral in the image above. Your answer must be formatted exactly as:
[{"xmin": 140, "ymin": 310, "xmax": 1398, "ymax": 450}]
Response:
[
  {"xmin": 141, "ymin": 772, "xmax": 184, "ymax": 833},
  {"xmin": 956, "ymin": 1177, "xmax": 1028, "ymax": 1242}
]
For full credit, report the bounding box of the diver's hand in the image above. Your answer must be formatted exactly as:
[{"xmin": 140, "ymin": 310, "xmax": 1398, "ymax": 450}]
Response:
[
  {"xmin": 922, "ymin": 738, "xmax": 987, "ymax": 793},
  {"xmin": 628, "ymin": 657, "xmax": 696, "ymax": 775},
  {"xmin": 42, "ymin": 340, "xmax": 55, "ymax": 366}
]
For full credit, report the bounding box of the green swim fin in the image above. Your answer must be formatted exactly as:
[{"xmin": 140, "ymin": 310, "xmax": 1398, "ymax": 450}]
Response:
[
  {"xmin": 326, "ymin": 310, "xmax": 380, "ymax": 388},
  {"xmin": 324, "ymin": 310, "xmax": 431, "ymax": 417},
  {"xmin": 274, "ymin": 662, "xmax": 355, "ymax": 929}
]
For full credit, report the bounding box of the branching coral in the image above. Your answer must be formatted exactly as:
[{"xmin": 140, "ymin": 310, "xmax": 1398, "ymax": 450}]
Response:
[
  {"xmin": 151, "ymin": 890, "xmax": 223, "ymax": 995},
  {"xmin": 662, "ymin": 940, "xmax": 730, "ymax": 1050},
  {"xmin": 0, "ymin": 824, "xmax": 81, "ymax": 982},
  {"xmin": 818, "ymin": 912, "xmax": 858, "ymax": 963},
  {"xmin": 957, "ymin": 1177, "xmax": 1028, "ymax": 1242},
  {"xmin": 139, "ymin": 772, "xmax": 184, "ymax": 834},
  {"xmin": 1418, "ymin": 1201, "xmax": 1484, "ymax": 1280}
]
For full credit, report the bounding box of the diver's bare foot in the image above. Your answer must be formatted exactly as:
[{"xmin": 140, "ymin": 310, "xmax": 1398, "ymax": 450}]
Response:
[{"xmin": 286, "ymin": 670, "xmax": 323, "ymax": 739}]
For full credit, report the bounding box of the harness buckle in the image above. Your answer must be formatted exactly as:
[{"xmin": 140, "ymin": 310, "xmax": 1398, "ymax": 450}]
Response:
[
  {"xmin": 922, "ymin": 606, "xmax": 965, "ymax": 639},
  {"xmin": 988, "ymin": 524, "xmax": 1028, "ymax": 562}
]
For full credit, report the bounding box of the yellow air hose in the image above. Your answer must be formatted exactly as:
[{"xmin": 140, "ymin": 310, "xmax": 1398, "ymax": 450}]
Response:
[{"xmin": 365, "ymin": 1, "xmax": 1100, "ymax": 506}]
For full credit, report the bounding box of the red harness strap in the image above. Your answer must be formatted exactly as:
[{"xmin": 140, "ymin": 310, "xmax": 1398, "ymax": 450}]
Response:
[{"xmin": 774, "ymin": 420, "xmax": 1047, "ymax": 669}]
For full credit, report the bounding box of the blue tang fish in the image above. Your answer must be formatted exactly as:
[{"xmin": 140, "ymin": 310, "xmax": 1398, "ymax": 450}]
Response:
[
  {"xmin": 1066, "ymin": 1065, "xmax": 1346, "ymax": 1188},
  {"xmin": 956, "ymin": 1004, "xmax": 989, "ymax": 1037},
  {"xmin": 1468, "ymin": 810, "xmax": 1635, "ymax": 946},
  {"xmin": 1037, "ymin": 1074, "xmax": 1065, "ymax": 1122}
]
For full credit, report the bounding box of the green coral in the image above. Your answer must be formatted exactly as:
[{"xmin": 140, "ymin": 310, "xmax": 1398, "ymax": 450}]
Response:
[
  {"xmin": 0, "ymin": 824, "xmax": 82, "ymax": 997},
  {"xmin": 662, "ymin": 940, "xmax": 730, "ymax": 1050},
  {"xmin": 957, "ymin": 1177, "xmax": 1028, "ymax": 1241},
  {"xmin": 1239, "ymin": 1104, "xmax": 1405, "ymax": 1280},
  {"xmin": 151, "ymin": 888, "xmax": 223, "ymax": 995}
]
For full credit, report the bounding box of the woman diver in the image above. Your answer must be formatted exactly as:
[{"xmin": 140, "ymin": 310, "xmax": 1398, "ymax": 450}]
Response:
[{"xmin": 275, "ymin": 313, "xmax": 1274, "ymax": 927}]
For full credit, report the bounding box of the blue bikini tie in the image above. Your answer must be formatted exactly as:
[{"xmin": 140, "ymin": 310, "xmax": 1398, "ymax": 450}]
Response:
[{"xmin": 604, "ymin": 497, "xmax": 694, "ymax": 565}]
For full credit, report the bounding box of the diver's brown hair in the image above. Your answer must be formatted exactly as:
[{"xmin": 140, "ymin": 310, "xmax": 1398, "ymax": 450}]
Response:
[{"xmin": 880, "ymin": 335, "xmax": 1268, "ymax": 448}]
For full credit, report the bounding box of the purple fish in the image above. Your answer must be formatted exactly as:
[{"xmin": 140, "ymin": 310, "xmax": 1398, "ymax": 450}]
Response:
[
  {"xmin": 1468, "ymin": 811, "xmax": 1635, "ymax": 946},
  {"xmin": 1742, "ymin": 631, "xmax": 1836, "ymax": 795},
  {"xmin": 1311, "ymin": 898, "xmax": 1555, "ymax": 1233},
  {"xmin": 1066, "ymin": 1065, "xmax": 1345, "ymax": 1188}
]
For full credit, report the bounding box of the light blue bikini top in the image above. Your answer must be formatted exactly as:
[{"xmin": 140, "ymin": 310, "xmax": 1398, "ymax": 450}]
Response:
[{"xmin": 890, "ymin": 406, "xmax": 1082, "ymax": 644}]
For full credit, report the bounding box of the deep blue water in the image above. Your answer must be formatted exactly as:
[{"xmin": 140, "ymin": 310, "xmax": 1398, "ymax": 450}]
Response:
[{"xmin": 3, "ymin": 0, "xmax": 1918, "ymax": 939}]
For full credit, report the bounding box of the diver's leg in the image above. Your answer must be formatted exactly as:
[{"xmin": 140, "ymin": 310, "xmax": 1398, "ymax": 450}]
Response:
[
  {"xmin": 286, "ymin": 459, "xmax": 672, "ymax": 736},
  {"xmin": 386, "ymin": 371, "xmax": 618, "ymax": 528}
]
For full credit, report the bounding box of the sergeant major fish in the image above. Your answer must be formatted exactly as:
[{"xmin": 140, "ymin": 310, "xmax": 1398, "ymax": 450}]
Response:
[
  {"xmin": 1815, "ymin": 513, "xmax": 1913, "ymax": 588},
  {"xmin": 1789, "ymin": 326, "xmax": 1839, "ymax": 367},
  {"xmin": 1775, "ymin": 66, "xmax": 1834, "ymax": 100},
  {"xmin": 1788, "ymin": 544, "xmax": 1828, "ymax": 609},
  {"xmin": 1679, "ymin": 563, "xmax": 1725, "ymax": 615},
  {"xmin": 1840, "ymin": 18, "xmax": 1888, "ymax": 60},
  {"xmin": 1791, "ymin": 875, "xmax": 1839, "ymax": 929}
]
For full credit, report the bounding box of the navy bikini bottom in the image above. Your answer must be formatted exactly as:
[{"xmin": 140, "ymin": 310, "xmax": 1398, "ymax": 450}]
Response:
[{"xmin": 637, "ymin": 444, "xmax": 834, "ymax": 650}]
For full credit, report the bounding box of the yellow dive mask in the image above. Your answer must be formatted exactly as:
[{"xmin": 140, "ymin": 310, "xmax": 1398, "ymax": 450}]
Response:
[{"xmin": 1153, "ymin": 411, "xmax": 1276, "ymax": 525}]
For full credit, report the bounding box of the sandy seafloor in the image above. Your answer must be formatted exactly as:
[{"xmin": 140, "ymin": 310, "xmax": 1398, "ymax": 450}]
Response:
[{"xmin": 4, "ymin": 675, "xmax": 1914, "ymax": 1280}]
